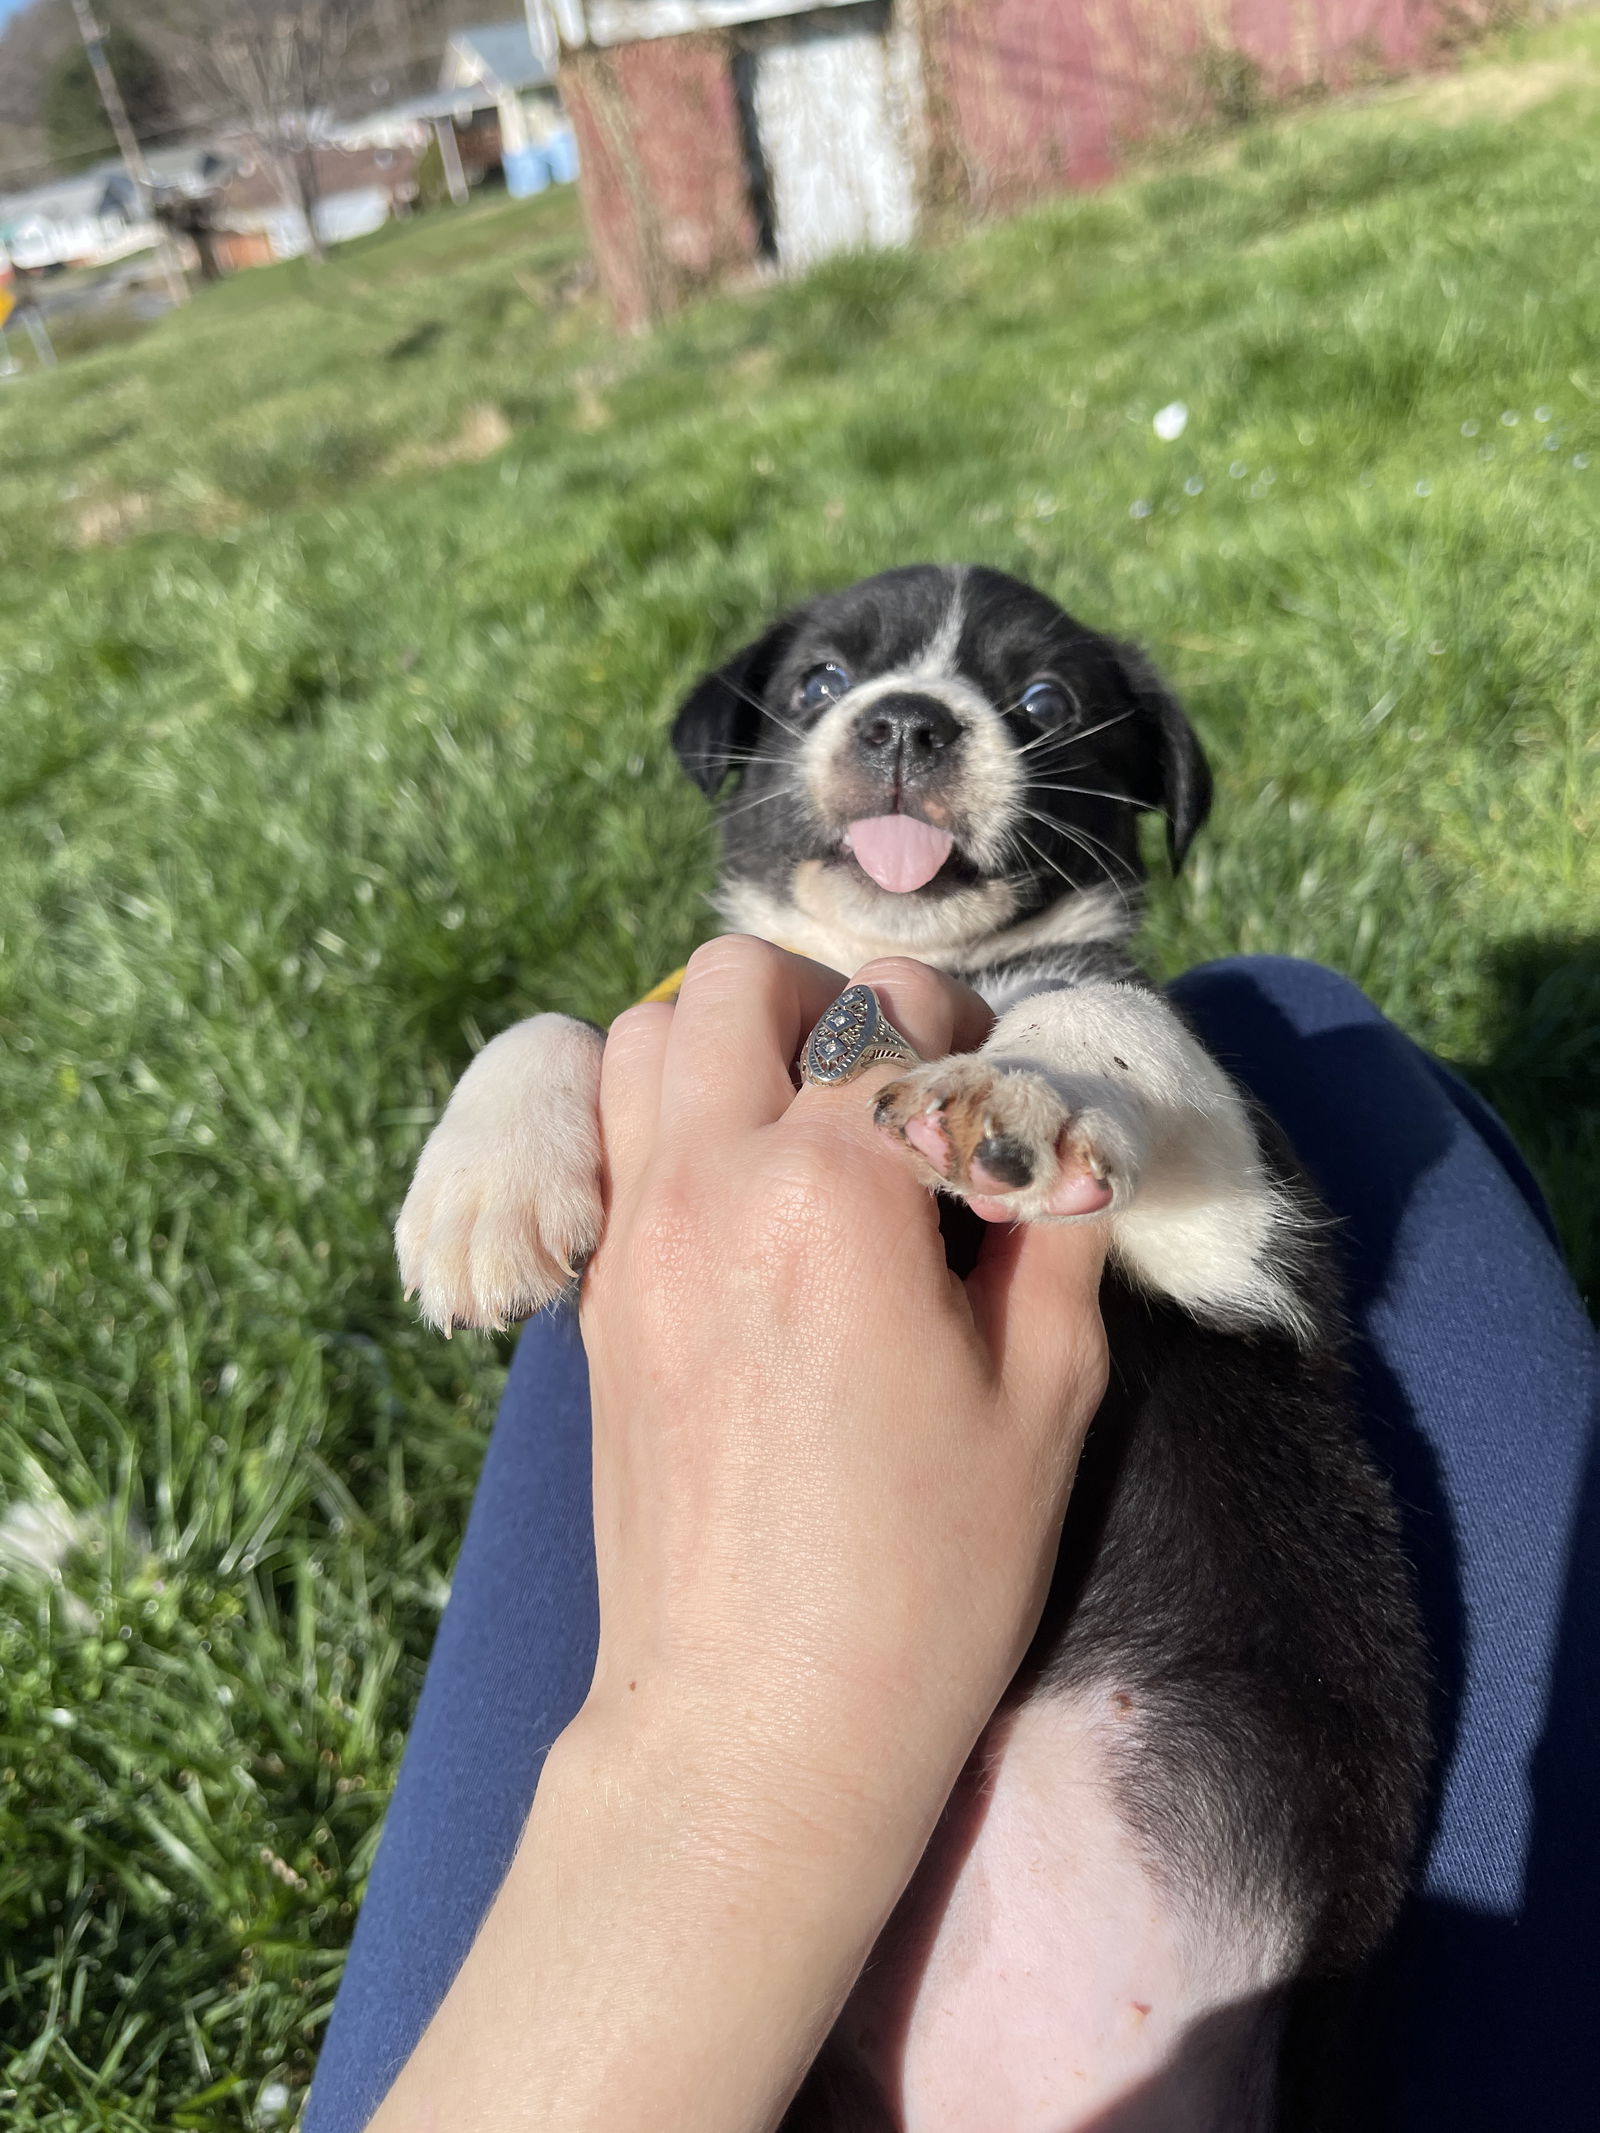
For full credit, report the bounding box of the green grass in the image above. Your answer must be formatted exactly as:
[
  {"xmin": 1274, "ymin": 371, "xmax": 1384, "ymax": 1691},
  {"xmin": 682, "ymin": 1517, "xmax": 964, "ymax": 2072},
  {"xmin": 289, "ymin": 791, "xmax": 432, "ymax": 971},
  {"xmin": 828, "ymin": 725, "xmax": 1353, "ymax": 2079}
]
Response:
[{"xmin": 3, "ymin": 18, "xmax": 1598, "ymax": 2124}]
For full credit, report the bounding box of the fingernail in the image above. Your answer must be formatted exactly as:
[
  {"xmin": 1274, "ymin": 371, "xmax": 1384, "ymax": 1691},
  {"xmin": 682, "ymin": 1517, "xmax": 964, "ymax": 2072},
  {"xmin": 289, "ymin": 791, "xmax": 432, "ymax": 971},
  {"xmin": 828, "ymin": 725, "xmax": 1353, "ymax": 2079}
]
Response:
[{"xmin": 1043, "ymin": 1171, "xmax": 1115, "ymax": 1217}]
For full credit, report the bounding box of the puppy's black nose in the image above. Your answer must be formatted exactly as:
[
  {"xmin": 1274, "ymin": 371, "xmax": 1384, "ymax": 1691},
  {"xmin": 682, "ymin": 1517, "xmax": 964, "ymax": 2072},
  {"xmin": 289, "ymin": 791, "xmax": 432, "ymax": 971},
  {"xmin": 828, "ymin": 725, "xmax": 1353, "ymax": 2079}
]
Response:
[{"xmin": 855, "ymin": 693, "xmax": 963, "ymax": 774}]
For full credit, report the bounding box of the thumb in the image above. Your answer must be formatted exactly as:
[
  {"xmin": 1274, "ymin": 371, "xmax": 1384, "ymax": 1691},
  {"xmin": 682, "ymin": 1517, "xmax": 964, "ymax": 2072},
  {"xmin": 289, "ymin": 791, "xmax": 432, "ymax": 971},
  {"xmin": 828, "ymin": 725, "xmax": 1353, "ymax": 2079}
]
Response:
[{"xmin": 966, "ymin": 1218, "xmax": 1109, "ymax": 1443}]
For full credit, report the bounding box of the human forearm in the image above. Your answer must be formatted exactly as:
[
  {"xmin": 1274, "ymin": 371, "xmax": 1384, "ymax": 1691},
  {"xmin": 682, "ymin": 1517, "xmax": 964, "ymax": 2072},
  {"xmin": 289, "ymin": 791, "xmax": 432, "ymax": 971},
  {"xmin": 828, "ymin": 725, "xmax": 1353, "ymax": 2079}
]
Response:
[{"xmin": 368, "ymin": 1697, "xmax": 958, "ymax": 2133}]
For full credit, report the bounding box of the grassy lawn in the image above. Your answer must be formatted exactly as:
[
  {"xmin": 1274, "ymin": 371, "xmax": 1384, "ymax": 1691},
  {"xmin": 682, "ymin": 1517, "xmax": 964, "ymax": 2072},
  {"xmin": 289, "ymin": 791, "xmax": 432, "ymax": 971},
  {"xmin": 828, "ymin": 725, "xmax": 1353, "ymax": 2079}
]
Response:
[{"xmin": 2, "ymin": 16, "xmax": 1597, "ymax": 2124}]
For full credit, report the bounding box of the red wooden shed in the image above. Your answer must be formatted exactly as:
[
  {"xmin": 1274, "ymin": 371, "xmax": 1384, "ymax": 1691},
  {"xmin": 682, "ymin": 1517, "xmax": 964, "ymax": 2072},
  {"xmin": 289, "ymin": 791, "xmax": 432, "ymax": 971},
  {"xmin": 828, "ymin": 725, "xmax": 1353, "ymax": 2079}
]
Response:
[{"xmin": 530, "ymin": 0, "xmax": 1493, "ymax": 329}]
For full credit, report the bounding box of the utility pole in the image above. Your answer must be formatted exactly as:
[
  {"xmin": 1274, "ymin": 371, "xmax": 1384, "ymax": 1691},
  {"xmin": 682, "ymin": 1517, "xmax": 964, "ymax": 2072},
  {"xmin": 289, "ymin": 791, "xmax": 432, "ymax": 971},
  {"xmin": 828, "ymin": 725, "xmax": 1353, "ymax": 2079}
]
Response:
[{"xmin": 66, "ymin": 0, "xmax": 190, "ymax": 308}]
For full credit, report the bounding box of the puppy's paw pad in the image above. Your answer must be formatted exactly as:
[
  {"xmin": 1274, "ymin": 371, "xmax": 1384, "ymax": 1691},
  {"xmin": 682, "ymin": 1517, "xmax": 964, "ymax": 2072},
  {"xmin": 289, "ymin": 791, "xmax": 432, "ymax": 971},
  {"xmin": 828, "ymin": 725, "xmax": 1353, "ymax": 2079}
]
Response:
[{"xmin": 875, "ymin": 1058, "xmax": 1114, "ymax": 1222}]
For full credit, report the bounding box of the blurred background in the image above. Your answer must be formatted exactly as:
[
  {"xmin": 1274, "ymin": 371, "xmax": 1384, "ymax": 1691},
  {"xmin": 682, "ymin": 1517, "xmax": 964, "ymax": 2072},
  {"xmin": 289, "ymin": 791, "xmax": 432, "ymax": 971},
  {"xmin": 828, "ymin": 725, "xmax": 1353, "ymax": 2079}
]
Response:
[{"xmin": 2, "ymin": 1, "xmax": 1596, "ymax": 2124}]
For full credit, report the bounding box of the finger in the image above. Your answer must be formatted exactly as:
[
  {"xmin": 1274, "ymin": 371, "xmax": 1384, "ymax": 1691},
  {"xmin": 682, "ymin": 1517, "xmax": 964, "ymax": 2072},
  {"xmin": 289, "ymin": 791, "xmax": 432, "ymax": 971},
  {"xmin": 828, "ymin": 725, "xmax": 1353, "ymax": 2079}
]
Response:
[
  {"xmin": 598, "ymin": 1001, "xmax": 674, "ymax": 1207},
  {"xmin": 965, "ymin": 1218, "xmax": 1109, "ymax": 1436},
  {"xmin": 658, "ymin": 935, "xmax": 845, "ymax": 1138},
  {"xmin": 966, "ymin": 1172, "xmax": 1113, "ymax": 1224},
  {"xmin": 784, "ymin": 956, "xmax": 994, "ymax": 1134},
  {"xmin": 849, "ymin": 956, "xmax": 994, "ymax": 1062}
]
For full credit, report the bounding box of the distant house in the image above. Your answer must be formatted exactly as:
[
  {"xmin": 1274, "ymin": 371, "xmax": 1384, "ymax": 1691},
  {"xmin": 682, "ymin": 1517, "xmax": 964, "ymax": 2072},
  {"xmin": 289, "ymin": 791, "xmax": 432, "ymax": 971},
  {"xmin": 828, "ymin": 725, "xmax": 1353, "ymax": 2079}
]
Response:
[
  {"xmin": 0, "ymin": 148, "xmax": 232, "ymax": 271},
  {"xmin": 531, "ymin": 0, "xmax": 1499, "ymax": 328},
  {"xmin": 143, "ymin": 146, "xmax": 236, "ymax": 206},
  {"xmin": 213, "ymin": 143, "xmax": 421, "ymax": 261},
  {"xmin": 329, "ymin": 21, "xmax": 578, "ymax": 206},
  {"xmin": 439, "ymin": 21, "xmax": 578, "ymax": 196},
  {"xmin": 0, "ymin": 170, "xmax": 138, "ymax": 270},
  {"xmin": 0, "ymin": 22, "xmax": 576, "ymax": 282}
]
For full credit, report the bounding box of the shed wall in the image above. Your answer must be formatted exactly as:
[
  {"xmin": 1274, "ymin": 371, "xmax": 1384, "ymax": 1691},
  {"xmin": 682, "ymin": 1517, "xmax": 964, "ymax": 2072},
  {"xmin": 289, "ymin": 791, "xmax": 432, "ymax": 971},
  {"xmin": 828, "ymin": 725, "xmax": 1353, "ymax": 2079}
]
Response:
[
  {"xmin": 568, "ymin": 0, "xmax": 1500, "ymax": 325},
  {"xmin": 921, "ymin": 0, "xmax": 1490, "ymax": 212},
  {"xmin": 563, "ymin": 30, "xmax": 761, "ymax": 328}
]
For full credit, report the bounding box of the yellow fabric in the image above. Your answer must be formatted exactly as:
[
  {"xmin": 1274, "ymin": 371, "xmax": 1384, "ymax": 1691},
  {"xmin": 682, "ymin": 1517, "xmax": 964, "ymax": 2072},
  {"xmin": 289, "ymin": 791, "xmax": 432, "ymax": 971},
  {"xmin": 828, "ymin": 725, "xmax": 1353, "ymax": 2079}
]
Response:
[
  {"xmin": 635, "ymin": 964, "xmax": 690, "ymax": 1007},
  {"xmin": 631, "ymin": 941, "xmax": 808, "ymax": 1011}
]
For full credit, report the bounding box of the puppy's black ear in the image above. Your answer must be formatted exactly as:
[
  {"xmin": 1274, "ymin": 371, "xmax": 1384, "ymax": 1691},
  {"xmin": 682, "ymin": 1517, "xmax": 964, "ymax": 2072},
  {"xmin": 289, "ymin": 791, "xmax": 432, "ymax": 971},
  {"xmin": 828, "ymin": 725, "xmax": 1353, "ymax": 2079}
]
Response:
[
  {"xmin": 671, "ymin": 617, "xmax": 798, "ymax": 797},
  {"xmin": 1114, "ymin": 641, "xmax": 1213, "ymax": 872}
]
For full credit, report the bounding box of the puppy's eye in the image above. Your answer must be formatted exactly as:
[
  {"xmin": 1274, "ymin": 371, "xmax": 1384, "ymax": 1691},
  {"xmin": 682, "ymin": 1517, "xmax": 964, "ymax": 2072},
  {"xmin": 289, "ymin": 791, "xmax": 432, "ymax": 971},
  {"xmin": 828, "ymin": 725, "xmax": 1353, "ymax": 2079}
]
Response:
[
  {"xmin": 798, "ymin": 662, "xmax": 851, "ymax": 711},
  {"xmin": 1019, "ymin": 680, "xmax": 1073, "ymax": 726}
]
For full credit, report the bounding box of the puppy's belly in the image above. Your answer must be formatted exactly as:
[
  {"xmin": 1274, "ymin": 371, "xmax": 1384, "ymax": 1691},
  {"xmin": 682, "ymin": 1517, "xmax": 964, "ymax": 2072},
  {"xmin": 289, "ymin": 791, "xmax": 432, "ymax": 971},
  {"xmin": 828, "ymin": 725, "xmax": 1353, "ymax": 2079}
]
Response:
[{"xmin": 828, "ymin": 1688, "xmax": 1291, "ymax": 2133}]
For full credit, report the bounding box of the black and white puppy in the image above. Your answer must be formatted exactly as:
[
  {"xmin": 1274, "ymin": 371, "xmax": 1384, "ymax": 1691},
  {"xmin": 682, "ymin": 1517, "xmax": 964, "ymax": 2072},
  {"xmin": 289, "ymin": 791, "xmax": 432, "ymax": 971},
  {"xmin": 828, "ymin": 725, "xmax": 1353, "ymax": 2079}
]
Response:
[{"xmin": 396, "ymin": 566, "xmax": 1429, "ymax": 2130}]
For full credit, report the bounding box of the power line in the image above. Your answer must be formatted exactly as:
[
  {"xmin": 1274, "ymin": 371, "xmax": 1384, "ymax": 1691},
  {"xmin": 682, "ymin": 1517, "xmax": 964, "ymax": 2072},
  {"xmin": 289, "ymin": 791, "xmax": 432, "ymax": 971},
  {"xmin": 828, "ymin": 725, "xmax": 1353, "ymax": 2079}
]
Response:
[{"xmin": 0, "ymin": 111, "xmax": 253, "ymax": 185}]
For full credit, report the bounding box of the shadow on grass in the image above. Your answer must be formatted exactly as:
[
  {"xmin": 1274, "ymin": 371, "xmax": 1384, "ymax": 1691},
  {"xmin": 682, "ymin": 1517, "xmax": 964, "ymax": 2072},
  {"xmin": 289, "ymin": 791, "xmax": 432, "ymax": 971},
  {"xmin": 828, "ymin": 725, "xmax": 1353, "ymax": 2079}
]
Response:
[{"xmin": 1453, "ymin": 933, "xmax": 1600, "ymax": 1319}]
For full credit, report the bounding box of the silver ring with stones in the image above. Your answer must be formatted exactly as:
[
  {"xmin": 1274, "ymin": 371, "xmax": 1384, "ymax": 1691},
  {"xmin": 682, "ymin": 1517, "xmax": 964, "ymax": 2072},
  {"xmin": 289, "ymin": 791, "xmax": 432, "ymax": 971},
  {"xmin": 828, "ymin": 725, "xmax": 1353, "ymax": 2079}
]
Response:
[{"xmin": 800, "ymin": 983, "xmax": 919, "ymax": 1087}]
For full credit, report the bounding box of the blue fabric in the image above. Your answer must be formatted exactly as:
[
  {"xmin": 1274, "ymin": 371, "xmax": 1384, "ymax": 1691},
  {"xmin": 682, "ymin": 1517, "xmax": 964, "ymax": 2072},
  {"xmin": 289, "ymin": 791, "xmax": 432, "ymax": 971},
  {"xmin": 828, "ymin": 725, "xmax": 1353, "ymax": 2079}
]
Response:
[
  {"xmin": 307, "ymin": 958, "xmax": 1599, "ymax": 2130},
  {"xmin": 307, "ymin": 1303, "xmax": 598, "ymax": 2117}
]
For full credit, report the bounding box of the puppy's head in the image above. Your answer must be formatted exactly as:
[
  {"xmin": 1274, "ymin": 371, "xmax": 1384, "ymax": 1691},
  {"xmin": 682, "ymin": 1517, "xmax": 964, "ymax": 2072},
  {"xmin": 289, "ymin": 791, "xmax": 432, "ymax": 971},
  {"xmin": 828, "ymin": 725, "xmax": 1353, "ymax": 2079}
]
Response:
[{"xmin": 671, "ymin": 565, "xmax": 1210, "ymax": 957}]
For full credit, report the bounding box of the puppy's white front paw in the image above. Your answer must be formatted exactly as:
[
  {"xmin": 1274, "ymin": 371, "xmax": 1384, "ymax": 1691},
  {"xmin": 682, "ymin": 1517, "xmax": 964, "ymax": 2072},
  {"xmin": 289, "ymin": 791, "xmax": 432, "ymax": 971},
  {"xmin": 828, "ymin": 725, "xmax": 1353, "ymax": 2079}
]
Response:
[
  {"xmin": 874, "ymin": 1056, "xmax": 1120, "ymax": 1222},
  {"xmin": 395, "ymin": 1014, "xmax": 605, "ymax": 1332}
]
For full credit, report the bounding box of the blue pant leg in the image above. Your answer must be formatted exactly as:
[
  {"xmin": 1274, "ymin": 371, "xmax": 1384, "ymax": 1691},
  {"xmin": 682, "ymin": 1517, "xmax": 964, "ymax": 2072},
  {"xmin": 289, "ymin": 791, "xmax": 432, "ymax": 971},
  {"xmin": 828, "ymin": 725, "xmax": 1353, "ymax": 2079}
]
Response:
[
  {"xmin": 304, "ymin": 1305, "xmax": 597, "ymax": 2133},
  {"xmin": 1170, "ymin": 957, "xmax": 1600, "ymax": 2130}
]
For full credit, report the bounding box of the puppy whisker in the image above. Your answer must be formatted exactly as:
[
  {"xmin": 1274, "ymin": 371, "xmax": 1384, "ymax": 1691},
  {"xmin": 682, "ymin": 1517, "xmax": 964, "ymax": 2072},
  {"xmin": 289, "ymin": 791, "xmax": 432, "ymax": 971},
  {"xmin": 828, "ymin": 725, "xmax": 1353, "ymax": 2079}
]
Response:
[
  {"xmin": 1056, "ymin": 823, "xmax": 1141, "ymax": 893},
  {"xmin": 1009, "ymin": 807, "xmax": 1140, "ymax": 896},
  {"xmin": 1015, "ymin": 712, "xmax": 1143, "ymax": 755},
  {"xmin": 1024, "ymin": 781, "xmax": 1160, "ymax": 812},
  {"xmin": 1020, "ymin": 803, "xmax": 1141, "ymax": 883},
  {"xmin": 716, "ymin": 676, "xmax": 810, "ymax": 747},
  {"xmin": 715, "ymin": 786, "xmax": 791, "ymax": 826},
  {"xmin": 1002, "ymin": 820, "xmax": 1111, "ymax": 903},
  {"xmin": 677, "ymin": 747, "xmax": 776, "ymax": 771},
  {"xmin": 1063, "ymin": 706, "xmax": 1140, "ymax": 749},
  {"xmin": 1015, "ymin": 707, "xmax": 1137, "ymax": 755},
  {"xmin": 997, "ymin": 815, "xmax": 1078, "ymax": 887}
]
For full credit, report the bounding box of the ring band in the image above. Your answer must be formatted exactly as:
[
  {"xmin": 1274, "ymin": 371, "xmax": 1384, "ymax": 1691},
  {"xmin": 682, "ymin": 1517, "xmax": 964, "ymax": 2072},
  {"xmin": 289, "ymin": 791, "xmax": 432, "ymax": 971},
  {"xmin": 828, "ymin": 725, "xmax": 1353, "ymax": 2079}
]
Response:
[{"xmin": 800, "ymin": 984, "xmax": 919, "ymax": 1087}]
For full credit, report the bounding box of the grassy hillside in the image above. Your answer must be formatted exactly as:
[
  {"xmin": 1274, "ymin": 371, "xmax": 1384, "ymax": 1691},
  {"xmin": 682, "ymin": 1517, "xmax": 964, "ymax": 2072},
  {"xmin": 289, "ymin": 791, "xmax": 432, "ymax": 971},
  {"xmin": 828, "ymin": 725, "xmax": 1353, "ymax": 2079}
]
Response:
[{"xmin": 2, "ymin": 17, "xmax": 1597, "ymax": 2124}]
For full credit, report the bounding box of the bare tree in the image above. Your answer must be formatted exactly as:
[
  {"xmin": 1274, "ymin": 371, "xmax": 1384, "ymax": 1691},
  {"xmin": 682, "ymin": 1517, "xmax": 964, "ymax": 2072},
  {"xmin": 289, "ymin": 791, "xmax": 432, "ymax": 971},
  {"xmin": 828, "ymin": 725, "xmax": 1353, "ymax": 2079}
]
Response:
[
  {"xmin": 146, "ymin": 2, "xmax": 382, "ymax": 262},
  {"xmin": 0, "ymin": 0, "xmax": 76, "ymax": 186}
]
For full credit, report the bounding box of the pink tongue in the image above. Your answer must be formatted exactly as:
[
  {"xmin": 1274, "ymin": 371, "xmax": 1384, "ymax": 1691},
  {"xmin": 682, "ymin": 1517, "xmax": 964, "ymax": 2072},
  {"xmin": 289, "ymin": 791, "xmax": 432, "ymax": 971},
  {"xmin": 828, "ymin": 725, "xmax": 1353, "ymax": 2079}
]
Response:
[{"xmin": 845, "ymin": 814, "xmax": 956, "ymax": 893}]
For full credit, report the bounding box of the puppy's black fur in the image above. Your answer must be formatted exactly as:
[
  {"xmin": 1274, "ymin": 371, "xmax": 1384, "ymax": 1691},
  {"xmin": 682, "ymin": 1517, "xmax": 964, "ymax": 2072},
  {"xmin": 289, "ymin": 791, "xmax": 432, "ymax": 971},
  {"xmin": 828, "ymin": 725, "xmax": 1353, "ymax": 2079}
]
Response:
[{"xmin": 670, "ymin": 566, "xmax": 1431, "ymax": 2129}]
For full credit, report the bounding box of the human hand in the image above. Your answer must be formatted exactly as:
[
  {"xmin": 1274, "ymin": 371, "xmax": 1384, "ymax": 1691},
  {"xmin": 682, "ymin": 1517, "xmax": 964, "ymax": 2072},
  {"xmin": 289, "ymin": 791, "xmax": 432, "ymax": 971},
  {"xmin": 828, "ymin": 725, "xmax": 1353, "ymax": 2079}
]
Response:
[{"xmin": 577, "ymin": 935, "xmax": 1109, "ymax": 1858}]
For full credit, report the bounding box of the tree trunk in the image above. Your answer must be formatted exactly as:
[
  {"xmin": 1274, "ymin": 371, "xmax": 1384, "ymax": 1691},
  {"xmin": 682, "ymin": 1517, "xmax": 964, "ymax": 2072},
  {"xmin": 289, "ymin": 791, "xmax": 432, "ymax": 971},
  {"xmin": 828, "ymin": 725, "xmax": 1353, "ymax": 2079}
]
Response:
[
  {"xmin": 288, "ymin": 144, "xmax": 325, "ymax": 263},
  {"xmin": 192, "ymin": 224, "xmax": 224, "ymax": 283}
]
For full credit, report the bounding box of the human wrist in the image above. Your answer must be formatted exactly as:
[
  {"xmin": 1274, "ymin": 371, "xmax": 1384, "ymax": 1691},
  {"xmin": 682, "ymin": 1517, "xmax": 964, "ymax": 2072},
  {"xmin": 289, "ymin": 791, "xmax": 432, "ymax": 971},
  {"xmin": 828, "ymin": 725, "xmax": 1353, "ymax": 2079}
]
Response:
[
  {"xmin": 568, "ymin": 1622, "xmax": 1005, "ymax": 1862},
  {"xmin": 554, "ymin": 1680, "xmax": 920, "ymax": 1861},
  {"xmin": 548, "ymin": 1679, "xmax": 971, "ymax": 1967},
  {"xmin": 493, "ymin": 1702, "xmax": 943, "ymax": 2131}
]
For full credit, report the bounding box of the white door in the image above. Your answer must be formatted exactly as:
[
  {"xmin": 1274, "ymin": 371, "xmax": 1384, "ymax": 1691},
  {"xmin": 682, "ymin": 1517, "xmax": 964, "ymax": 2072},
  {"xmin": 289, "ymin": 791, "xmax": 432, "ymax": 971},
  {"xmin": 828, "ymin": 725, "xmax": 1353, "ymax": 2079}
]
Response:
[{"xmin": 750, "ymin": 6, "xmax": 920, "ymax": 276}]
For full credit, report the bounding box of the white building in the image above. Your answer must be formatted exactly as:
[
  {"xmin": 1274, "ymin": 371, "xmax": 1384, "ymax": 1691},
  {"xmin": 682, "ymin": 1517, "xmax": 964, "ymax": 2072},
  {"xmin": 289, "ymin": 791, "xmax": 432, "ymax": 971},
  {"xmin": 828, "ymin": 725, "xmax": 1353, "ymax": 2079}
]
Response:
[
  {"xmin": 0, "ymin": 170, "xmax": 145, "ymax": 271},
  {"xmin": 0, "ymin": 150, "xmax": 231, "ymax": 271},
  {"xmin": 216, "ymin": 143, "xmax": 420, "ymax": 261},
  {"xmin": 439, "ymin": 22, "xmax": 576, "ymax": 196}
]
